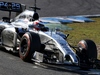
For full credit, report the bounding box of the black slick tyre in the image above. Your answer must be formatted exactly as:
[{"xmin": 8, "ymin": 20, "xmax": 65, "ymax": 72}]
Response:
[
  {"xmin": 77, "ymin": 39, "xmax": 97, "ymax": 69},
  {"xmin": 19, "ymin": 32, "xmax": 41, "ymax": 62}
]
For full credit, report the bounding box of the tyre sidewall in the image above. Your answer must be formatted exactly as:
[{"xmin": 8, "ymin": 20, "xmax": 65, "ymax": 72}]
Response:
[{"xmin": 19, "ymin": 33, "xmax": 31, "ymax": 61}]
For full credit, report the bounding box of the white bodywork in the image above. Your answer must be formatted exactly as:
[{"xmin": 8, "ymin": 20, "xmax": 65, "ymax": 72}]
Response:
[{"xmin": 0, "ymin": 9, "xmax": 79, "ymax": 65}]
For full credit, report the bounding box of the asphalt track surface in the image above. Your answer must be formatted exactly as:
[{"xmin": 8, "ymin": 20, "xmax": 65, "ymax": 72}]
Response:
[
  {"xmin": 0, "ymin": 0, "xmax": 100, "ymax": 75},
  {"xmin": 0, "ymin": 48, "xmax": 81, "ymax": 75}
]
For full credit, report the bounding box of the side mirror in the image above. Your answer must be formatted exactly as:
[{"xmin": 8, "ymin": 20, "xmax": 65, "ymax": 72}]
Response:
[{"xmin": 66, "ymin": 34, "xmax": 69, "ymax": 40}]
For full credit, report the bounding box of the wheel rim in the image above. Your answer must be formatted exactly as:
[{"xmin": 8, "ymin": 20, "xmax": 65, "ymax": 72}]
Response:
[{"xmin": 21, "ymin": 38, "xmax": 28, "ymax": 55}]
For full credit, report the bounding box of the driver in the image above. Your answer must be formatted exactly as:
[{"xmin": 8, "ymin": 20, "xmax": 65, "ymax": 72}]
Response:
[{"xmin": 29, "ymin": 20, "xmax": 49, "ymax": 31}]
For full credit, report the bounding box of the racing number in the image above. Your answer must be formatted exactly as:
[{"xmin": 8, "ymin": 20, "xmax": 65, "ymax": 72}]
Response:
[
  {"xmin": 12, "ymin": 3, "xmax": 20, "ymax": 9},
  {"xmin": 0, "ymin": 2, "xmax": 7, "ymax": 7}
]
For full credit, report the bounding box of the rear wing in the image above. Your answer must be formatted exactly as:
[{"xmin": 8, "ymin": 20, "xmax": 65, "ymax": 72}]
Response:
[{"xmin": 0, "ymin": 1, "xmax": 25, "ymax": 12}]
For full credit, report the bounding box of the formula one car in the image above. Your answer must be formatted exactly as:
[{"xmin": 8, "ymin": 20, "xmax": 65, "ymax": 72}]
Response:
[{"xmin": 0, "ymin": 1, "xmax": 98, "ymax": 69}]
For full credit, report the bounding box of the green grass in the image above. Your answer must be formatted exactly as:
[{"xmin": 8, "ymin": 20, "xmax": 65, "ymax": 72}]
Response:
[{"xmin": 64, "ymin": 18, "xmax": 100, "ymax": 59}]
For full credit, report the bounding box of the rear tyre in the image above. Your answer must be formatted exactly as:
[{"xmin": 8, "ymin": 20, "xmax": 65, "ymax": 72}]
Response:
[
  {"xmin": 19, "ymin": 32, "xmax": 41, "ymax": 62},
  {"xmin": 77, "ymin": 39, "xmax": 97, "ymax": 69}
]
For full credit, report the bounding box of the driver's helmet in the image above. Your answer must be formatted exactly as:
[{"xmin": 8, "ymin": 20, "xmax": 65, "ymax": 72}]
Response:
[{"xmin": 33, "ymin": 20, "xmax": 49, "ymax": 31}]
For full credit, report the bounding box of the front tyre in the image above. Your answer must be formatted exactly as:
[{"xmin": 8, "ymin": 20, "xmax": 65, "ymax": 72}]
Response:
[
  {"xmin": 77, "ymin": 39, "xmax": 97, "ymax": 69},
  {"xmin": 19, "ymin": 32, "xmax": 41, "ymax": 62}
]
